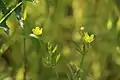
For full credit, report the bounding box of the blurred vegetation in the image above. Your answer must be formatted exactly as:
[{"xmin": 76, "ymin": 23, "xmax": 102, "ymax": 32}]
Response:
[{"xmin": 0, "ymin": 0, "xmax": 120, "ymax": 80}]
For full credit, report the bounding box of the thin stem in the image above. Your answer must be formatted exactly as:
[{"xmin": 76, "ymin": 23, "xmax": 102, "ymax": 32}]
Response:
[
  {"xmin": 72, "ymin": 40, "xmax": 83, "ymax": 55},
  {"xmin": 66, "ymin": 74, "xmax": 71, "ymax": 80},
  {"xmin": 23, "ymin": 37, "xmax": 27, "ymax": 80},
  {"xmin": 67, "ymin": 64, "xmax": 77, "ymax": 80},
  {"xmin": 76, "ymin": 43, "xmax": 87, "ymax": 79},
  {"xmin": 55, "ymin": 71, "xmax": 59, "ymax": 79}
]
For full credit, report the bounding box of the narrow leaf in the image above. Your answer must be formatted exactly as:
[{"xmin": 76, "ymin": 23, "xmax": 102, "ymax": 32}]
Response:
[
  {"xmin": 0, "ymin": 1, "xmax": 23, "ymax": 24},
  {"xmin": 56, "ymin": 53, "xmax": 61, "ymax": 63},
  {"xmin": 52, "ymin": 45, "xmax": 58, "ymax": 53}
]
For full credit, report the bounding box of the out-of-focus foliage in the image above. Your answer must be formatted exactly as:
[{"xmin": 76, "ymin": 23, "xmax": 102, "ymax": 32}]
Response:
[{"xmin": 0, "ymin": 0, "xmax": 120, "ymax": 80}]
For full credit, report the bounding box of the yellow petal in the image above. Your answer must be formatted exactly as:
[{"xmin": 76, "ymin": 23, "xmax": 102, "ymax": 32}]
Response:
[
  {"xmin": 35, "ymin": 27, "xmax": 40, "ymax": 30},
  {"xmin": 83, "ymin": 32, "xmax": 94, "ymax": 43},
  {"xmin": 91, "ymin": 34, "xmax": 94, "ymax": 39},
  {"xmin": 32, "ymin": 29, "xmax": 35, "ymax": 32},
  {"xmin": 32, "ymin": 27, "xmax": 43, "ymax": 36},
  {"xmin": 39, "ymin": 28, "xmax": 43, "ymax": 34}
]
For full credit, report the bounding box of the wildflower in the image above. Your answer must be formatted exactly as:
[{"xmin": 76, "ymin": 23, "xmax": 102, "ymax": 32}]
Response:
[
  {"xmin": 32, "ymin": 27, "xmax": 43, "ymax": 36},
  {"xmin": 83, "ymin": 32, "xmax": 94, "ymax": 43}
]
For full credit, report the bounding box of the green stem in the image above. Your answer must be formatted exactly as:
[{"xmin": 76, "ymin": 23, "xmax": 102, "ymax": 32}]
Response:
[
  {"xmin": 76, "ymin": 43, "xmax": 87, "ymax": 79},
  {"xmin": 66, "ymin": 73, "xmax": 71, "ymax": 80},
  {"xmin": 23, "ymin": 37, "xmax": 27, "ymax": 80},
  {"xmin": 72, "ymin": 40, "xmax": 83, "ymax": 55},
  {"xmin": 67, "ymin": 64, "xmax": 77, "ymax": 80}
]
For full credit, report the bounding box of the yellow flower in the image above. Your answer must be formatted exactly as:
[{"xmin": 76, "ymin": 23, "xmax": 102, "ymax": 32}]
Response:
[
  {"xmin": 83, "ymin": 32, "xmax": 94, "ymax": 43},
  {"xmin": 32, "ymin": 27, "xmax": 43, "ymax": 36}
]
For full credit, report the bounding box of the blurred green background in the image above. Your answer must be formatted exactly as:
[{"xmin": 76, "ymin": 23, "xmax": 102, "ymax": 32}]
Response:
[{"xmin": 0, "ymin": 0, "xmax": 120, "ymax": 80}]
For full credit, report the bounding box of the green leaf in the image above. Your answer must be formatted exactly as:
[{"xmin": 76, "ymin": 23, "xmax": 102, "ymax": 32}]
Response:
[
  {"xmin": 29, "ymin": 34, "xmax": 39, "ymax": 39},
  {"xmin": 26, "ymin": 0, "xmax": 33, "ymax": 2},
  {"xmin": 0, "ymin": 0, "xmax": 7, "ymax": 14},
  {"xmin": 52, "ymin": 45, "xmax": 58, "ymax": 53},
  {"xmin": 48, "ymin": 42, "xmax": 52, "ymax": 50},
  {"xmin": 0, "ymin": 12, "xmax": 3, "ymax": 19},
  {"xmin": 0, "ymin": 27, "xmax": 8, "ymax": 40},
  {"xmin": 15, "ymin": 66, "xmax": 24, "ymax": 80},
  {"xmin": 0, "ymin": 1, "xmax": 23, "ymax": 24},
  {"xmin": 0, "ymin": 43, "xmax": 9, "ymax": 55},
  {"xmin": 56, "ymin": 53, "xmax": 61, "ymax": 63},
  {"xmin": 15, "ymin": 0, "xmax": 24, "ymax": 28}
]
